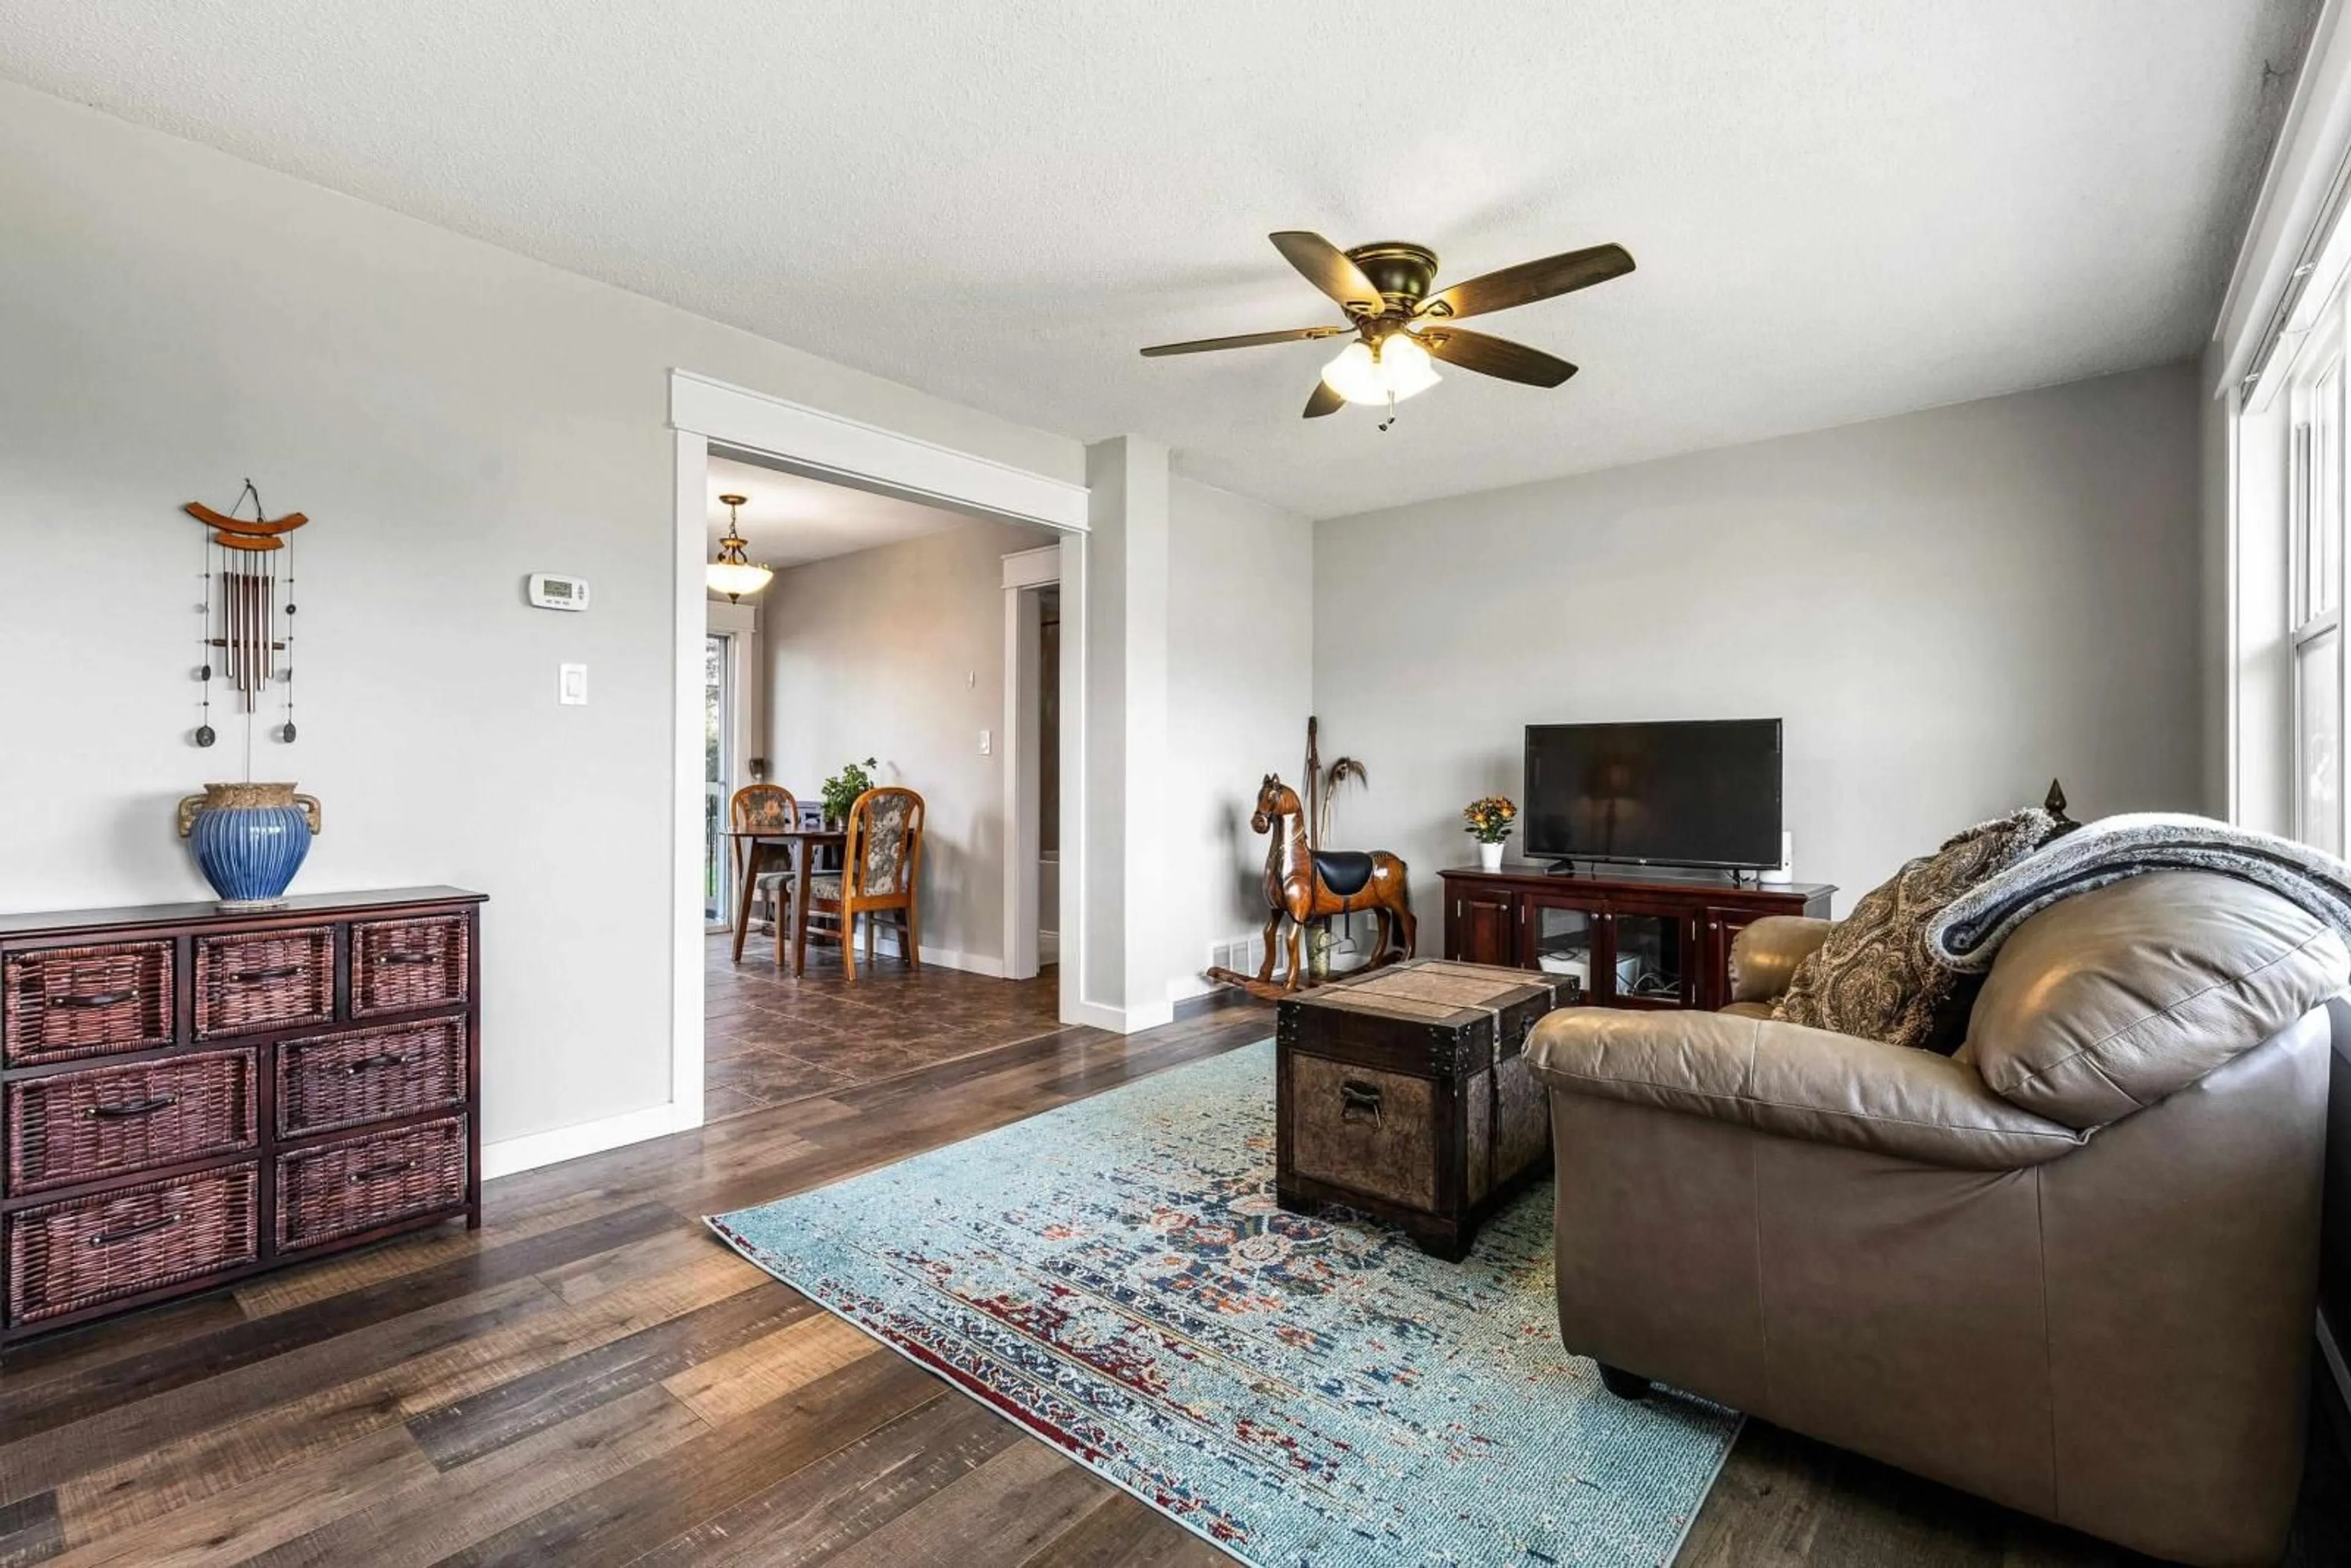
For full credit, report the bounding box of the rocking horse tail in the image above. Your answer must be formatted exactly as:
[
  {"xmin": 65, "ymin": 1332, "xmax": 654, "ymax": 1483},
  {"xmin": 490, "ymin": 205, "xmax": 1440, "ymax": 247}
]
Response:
[{"xmin": 1373, "ymin": 852, "xmax": 1415, "ymax": 959}]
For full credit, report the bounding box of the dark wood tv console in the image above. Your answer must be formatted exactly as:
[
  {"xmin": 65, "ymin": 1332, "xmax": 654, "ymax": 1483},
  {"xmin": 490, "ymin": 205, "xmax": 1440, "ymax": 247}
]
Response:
[{"xmin": 1439, "ymin": 863, "xmax": 1832, "ymax": 1012}]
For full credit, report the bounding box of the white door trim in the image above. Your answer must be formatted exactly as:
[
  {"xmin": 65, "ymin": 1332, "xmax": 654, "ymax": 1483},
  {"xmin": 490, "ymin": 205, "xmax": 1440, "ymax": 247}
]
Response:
[
  {"xmin": 1001, "ymin": 544, "xmax": 1063, "ymax": 588},
  {"xmin": 1002, "ymin": 544, "xmax": 1060, "ymax": 980},
  {"xmin": 670, "ymin": 372, "xmax": 1089, "ymax": 532},
  {"xmin": 669, "ymin": 427, "xmax": 708, "ymax": 1129}
]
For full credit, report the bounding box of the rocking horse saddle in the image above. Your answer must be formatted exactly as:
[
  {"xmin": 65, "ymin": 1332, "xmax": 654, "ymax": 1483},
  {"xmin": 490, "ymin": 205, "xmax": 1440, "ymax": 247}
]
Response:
[{"xmin": 1312, "ymin": 849, "xmax": 1377, "ymax": 897}]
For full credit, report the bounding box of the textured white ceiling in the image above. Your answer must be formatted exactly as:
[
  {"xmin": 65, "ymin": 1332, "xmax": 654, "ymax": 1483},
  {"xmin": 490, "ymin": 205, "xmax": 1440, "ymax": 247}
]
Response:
[
  {"xmin": 707, "ymin": 457, "xmax": 977, "ymax": 570},
  {"xmin": 0, "ymin": 1, "xmax": 2315, "ymax": 517}
]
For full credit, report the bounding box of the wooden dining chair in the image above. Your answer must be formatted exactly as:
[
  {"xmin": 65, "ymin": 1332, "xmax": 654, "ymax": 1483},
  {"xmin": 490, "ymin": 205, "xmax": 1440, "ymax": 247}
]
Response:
[
  {"xmin": 729, "ymin": 784, "xmax": 798, "ymax": 929},
  {"xmin": 805, "ymin": 786, "xmax": 924, "ymax": 982}
]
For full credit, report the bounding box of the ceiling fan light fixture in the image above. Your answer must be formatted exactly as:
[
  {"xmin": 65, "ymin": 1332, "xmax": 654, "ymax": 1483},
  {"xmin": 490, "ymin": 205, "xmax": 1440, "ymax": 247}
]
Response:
[
  {"xmin": 1320, "ymin": 334, "xmax": 1441, "ymax": 407},
  {"xmin": 707, "ymin": 492, "xmax": 774, "ymax": 603},
  {"xmin": 1379, "ymin": 332, "xmax": 1441, "ymax": 396}
]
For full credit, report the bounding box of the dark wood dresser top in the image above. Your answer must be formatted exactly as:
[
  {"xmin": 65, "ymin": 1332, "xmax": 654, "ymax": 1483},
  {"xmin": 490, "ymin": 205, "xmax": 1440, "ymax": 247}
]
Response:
[{"xmin": 0, "ymin": 887, "xmax": 486, "ymax": 942}]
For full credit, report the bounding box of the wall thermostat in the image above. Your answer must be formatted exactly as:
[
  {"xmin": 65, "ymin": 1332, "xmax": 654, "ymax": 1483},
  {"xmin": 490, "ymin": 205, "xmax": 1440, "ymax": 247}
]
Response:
[{"xmin": 527, "ymin": 573, "xmax": 591, "ymax": 612}]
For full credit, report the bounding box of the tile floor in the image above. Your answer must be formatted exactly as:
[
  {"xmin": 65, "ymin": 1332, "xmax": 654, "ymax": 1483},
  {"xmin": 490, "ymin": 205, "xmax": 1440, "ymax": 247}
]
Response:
[{"xmin": 703, "ymin": 929, "xmax": 1065, "ymax": 1123}]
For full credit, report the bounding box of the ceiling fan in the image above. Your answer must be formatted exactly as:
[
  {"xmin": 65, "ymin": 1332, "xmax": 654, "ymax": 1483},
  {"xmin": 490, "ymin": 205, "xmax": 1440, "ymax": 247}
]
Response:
[{"xmin": 1141, "ymin": 231, "xmax": 1634, "ymax": 423}]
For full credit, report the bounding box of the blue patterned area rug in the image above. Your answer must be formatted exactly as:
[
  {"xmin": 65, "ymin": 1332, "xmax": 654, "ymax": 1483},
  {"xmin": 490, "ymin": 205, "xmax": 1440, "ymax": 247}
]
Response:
[{"xmin": 707, "ymin": 1040, "xmax": 1738, "ymax": 1566}]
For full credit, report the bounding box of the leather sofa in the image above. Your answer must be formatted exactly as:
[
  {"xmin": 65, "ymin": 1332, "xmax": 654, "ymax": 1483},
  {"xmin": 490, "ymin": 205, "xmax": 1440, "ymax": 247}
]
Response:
[{"xmin": 1524, "ymin": 871, "xmax": 2348, "ymax": 1567}]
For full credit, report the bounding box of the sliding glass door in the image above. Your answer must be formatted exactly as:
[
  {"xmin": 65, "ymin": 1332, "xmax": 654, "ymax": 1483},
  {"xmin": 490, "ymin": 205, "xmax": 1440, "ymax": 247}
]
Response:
[{"xmin": 704, "ymin": 632, "xmax": 735, "ymax": 929}]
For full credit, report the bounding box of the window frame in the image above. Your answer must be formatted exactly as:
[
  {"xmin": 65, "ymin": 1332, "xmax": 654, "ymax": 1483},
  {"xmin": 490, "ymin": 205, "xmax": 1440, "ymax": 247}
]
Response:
[{"xmin": 2287, "ymin": 301, "xmax": 2348, "ymax": 852}]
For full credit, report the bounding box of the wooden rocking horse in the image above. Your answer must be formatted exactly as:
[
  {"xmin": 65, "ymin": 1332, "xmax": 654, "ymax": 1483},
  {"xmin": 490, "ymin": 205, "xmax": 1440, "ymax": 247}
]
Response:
[{"xmin": 1205, "ymin": 773, "xmax": 1415, "ymax": 1000}]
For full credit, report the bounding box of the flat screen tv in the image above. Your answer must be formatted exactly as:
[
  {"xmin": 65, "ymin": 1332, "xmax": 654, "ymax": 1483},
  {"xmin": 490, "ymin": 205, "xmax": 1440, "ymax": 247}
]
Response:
[{"xmin": 1523, "ymin": 719, "xmax": 1783, "ymax": 871}]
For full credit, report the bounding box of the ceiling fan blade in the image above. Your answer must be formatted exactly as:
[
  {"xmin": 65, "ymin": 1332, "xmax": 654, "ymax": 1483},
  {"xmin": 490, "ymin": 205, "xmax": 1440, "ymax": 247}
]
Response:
[
  {"xmin": 1414, "ymin": 326, "xmax": 1577, "ymax": 387},
  {"xmin": 1269, "ymin": 231, "xmax": 1385, "ymax": 317},
  {"xmin": 1303, "ymin": 380, "xmax": 1345, "ymax": 418},
  {"xmin": 1419, "ymin": 242, "xmax": 1634, "ymax": 321},
  {"xmin": 1139, "ymin": 324, "xmax": 1351, "ymax": 357}
]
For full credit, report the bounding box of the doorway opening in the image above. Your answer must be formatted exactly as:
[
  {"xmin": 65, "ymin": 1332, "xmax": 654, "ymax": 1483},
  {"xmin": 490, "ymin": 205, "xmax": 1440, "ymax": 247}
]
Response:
[
  {"xmin": 689, "ymin": 440, "xmax": 1079, "ymax": 1125},
  {"xmin": 1001, "ymin": 546, "xmax": 1062, "ymax": 980}
]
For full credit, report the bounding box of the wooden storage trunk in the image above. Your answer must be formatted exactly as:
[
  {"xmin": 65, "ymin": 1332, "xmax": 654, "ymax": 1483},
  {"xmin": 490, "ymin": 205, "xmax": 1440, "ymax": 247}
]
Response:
[{"xmin": 1275, "ymin": 958, "xmax": 1570, "ymax": 1260}]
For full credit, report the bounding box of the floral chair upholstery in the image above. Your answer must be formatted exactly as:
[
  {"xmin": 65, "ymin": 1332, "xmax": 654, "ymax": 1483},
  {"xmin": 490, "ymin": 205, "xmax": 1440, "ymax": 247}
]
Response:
[
  {"xmin": 808, "ymin": 786, "xmax": 925, "ymax": 980},
  {"xmin": 730, "ymin": 784, "xmax": 799, "ymax": 923}
]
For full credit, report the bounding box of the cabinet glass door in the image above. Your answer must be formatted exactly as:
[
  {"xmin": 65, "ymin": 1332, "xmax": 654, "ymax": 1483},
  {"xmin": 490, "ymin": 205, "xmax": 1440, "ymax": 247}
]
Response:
[
  {"xmin": 1609, "ymin": 910, "xmax": 1688, "ymax": 1005},
  {"xmin": 1528, "ymin": 904, "xmax": 1599, "ymax": 999}
]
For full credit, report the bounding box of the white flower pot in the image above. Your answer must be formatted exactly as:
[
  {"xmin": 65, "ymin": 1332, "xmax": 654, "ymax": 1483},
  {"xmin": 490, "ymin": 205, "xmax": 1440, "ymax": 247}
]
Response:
[{"xmin": 1477, "ymin": 840, "xmax": 1505, "ymax": 872}]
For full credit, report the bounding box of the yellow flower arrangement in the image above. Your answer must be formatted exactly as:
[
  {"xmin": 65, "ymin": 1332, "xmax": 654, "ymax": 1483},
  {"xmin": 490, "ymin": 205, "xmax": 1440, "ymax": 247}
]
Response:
[{"xmin": 1462, "ymin": 795, "xmax": 1517, "ymax": 844}]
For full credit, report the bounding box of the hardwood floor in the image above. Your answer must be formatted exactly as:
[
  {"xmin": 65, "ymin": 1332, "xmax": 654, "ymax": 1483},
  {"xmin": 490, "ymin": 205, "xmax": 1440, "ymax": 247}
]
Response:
[
  {"xmin": 703, "ymin": 932, "xmax": 1062, "ymax": 1124},
  {"xmin": 2, "ymin": 996, "xmax": 2345, "ymax": 1567}
]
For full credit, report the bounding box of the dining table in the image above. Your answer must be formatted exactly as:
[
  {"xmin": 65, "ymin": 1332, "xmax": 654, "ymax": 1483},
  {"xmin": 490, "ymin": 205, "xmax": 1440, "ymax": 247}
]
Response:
[{"xmin": 726, "ymin": 825, "xmax": 848, "ymax": 977}]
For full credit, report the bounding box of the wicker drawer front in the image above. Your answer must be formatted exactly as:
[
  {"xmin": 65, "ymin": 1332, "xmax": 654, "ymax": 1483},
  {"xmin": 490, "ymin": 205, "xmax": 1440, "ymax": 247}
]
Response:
[
  {"xmin": 1288, "ymin": 1055, "xmax": 1439, "ymax": 1211},
  {"xmin": 195, "ymin": 929, "xmax": 334, "ymax": 1040},
  {"xmin": 6, "ymin": 1164, "xmax": 259, "ymax": 1325},
  {"xmin": 2, "ymin": 941, "xmax": 176, "ymax": 1067},
  {"xmin": 277, "ymin": 1116, "xmax": 467, "ymax": 1251},
  {"xmin": 351, "ymin": 917, "xmax": 469, "ymax": 1017},
  {"xmin": 279, "ymin": 1019, "xmax": 466, "ymax": 1139},
  {"xmin": 6, "ymin": 1048, "xmax": 258, "ymax": 1194}
]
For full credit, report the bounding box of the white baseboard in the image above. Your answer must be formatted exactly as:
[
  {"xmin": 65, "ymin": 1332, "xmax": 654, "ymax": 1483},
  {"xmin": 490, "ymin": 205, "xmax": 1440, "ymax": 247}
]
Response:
[
  {"xmin": 863, "ymin": 931, "xmax": 1004, "ymax": 978},
  {"xmin": 1168, "ymin": 975, "xmax": 1221, "ymax": 1005},
  {"xmin": 1065, "ymin": 997, "xmax": 1175, "ymax": 1034},
  {"xmin": 482, "ymin": 1100, "xmax": 697, "ymax": 1181},
  {"xmin": 923, "ymin": 945, "xmax": 1005, "ymax": 979},
  {"xmin": 748, "ymin": 925, "xmax": 1008, "ymax": 979}
]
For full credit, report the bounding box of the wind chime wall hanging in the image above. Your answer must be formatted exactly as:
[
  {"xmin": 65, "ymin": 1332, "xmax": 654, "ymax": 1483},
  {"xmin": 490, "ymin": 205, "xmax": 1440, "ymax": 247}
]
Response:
[
  {"xmin": 185, "ymin": 479, "xmax": 307, "ymax": 756},
  {"xmin": 175, "ymin": 481, "xmax": 325, "ymax": 911}
]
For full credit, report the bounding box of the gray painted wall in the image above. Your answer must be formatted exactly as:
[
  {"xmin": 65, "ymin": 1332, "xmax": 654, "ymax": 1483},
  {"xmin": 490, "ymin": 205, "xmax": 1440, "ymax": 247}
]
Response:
[
  {"xmin": 0, "ymin": 81, "xmax": 1082, "ymax": 1147},
  {"xmin": 759, "ymin": 516, "xmax": 1054, "ymax": 967},
  {"xmin": 1311, "ymin": 362, "xmax": 2205, "ymax": 921},
  {"xmin": 1166, "ymin": 476, "xmax": 1313, "ymax": 999}
]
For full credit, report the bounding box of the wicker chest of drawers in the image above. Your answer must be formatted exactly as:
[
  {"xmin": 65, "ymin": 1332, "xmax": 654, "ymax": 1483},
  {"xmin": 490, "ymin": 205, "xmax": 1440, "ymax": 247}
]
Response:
[{"xmin": 0, "ymin": 887, "xmax": 483, "ymax": 1345}]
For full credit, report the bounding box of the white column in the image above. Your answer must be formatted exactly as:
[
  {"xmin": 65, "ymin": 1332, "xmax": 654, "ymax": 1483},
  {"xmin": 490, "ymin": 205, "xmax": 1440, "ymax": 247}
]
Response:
[{"xmin": 1077, "ymin": 435, "xmax": 1172, "ymax": 1030}]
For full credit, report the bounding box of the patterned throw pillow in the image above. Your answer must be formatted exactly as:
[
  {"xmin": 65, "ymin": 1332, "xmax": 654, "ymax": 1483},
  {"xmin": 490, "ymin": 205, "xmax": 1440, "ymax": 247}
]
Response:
[{"xmin": 1774, "ymin": 808, "xmax": 2057, "ymax": 1052}]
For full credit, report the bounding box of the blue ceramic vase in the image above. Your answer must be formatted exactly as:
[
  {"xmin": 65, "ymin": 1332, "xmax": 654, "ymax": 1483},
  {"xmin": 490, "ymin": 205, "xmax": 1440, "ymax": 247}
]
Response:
[{"xmin": 177, "ymin": 782, "xmax": 322, "ymax": 910}]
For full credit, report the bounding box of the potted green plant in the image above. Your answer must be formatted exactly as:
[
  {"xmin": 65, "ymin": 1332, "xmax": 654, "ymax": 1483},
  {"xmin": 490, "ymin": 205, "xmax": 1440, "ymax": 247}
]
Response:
[
  {"xmin": 822, "ymin": 757, "xmax": 879, "ymax": 829},
  {"xmin": 1463, "ymin": 795, "xmax": 1517, "ymax": 872}
]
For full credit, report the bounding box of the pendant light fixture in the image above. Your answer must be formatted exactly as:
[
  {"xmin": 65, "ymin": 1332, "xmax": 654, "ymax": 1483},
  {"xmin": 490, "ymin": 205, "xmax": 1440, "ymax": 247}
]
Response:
[{"xmin": 707, "ymin": 493, "xmax": 773, "ymax": 602}]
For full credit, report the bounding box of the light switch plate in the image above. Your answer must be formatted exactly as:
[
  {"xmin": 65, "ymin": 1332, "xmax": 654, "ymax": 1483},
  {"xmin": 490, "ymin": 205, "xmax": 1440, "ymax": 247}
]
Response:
[
  {"xmin": 978, "ymin": 729, "xmax": 991, "ymax": 756},
  {"xmin": 559, "ymin": 663, "xmax": 588, "ymax": 705}
]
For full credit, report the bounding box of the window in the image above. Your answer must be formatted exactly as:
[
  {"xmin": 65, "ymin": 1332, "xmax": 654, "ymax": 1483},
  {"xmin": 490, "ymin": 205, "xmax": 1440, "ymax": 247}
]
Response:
[
  {"xmin": 704, "ymin": 632, "xmax": 735, "ymax": 927},
  {"xmin": 2288, "ymin": 309, "xmax": 2347, "ymax": 854}
]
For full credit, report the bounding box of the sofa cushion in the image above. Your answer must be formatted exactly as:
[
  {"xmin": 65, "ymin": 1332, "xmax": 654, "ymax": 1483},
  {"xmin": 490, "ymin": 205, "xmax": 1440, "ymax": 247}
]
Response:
[
  {"xmin": 1726, "ymin": 916, "xmax": 1832, "ymax": 1005},
  {"xmin": 1966, "ymin": 871, "xmax": 2350, "ymax": 1130},
  {"xmin": 1526, "ymin": 1006, "xmax": 2087, "ymax": 1170},
  {"xmin": 1775, "ymin": 808, "xmax": 2054, "ymax": 1052}
]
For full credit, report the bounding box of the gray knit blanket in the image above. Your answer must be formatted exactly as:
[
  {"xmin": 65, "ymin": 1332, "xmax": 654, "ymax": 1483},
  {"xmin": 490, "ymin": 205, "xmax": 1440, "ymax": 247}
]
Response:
[{"xmin": 1925, "ymin": 812, "xmax": 2351, "ymax": 972}]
